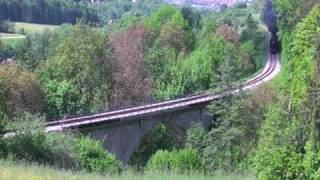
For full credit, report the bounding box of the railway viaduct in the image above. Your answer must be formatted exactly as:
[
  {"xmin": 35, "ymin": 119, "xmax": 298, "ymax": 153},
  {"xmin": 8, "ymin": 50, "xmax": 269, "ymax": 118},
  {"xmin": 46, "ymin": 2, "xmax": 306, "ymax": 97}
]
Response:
[
  {"xmin": 45, "ymin": 53, "xmax": 281, "ymax": 163},
  {"xmin": 80, "ymin": 102, "xmax": 211, "ymax": 163}
]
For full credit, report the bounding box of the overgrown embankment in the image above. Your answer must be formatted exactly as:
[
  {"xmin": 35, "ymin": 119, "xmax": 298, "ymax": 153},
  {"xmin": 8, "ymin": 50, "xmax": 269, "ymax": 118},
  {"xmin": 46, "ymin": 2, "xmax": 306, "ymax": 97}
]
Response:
[{"xmin": 253, "ymin": 2, "xmax": 320, "ymax": 179}]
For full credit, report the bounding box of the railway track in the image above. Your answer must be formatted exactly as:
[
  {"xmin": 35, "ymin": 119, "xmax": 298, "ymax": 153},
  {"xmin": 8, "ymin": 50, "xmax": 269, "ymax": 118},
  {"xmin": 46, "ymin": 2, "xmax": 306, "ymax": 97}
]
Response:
[{"xmin": 46, "ymin": 53, "xmax": 280, "ymax": 132}]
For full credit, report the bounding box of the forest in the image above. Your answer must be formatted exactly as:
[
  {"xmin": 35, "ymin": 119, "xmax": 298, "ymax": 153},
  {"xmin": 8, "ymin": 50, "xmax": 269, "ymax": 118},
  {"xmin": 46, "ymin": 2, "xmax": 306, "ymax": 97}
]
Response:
[
  {"xmin": 0, "ymin": 0, "xmax": 320, "ymax": 179},
  {"xmin": 0, "ymin": 0, "xmax": 99, "ymax": 25}
]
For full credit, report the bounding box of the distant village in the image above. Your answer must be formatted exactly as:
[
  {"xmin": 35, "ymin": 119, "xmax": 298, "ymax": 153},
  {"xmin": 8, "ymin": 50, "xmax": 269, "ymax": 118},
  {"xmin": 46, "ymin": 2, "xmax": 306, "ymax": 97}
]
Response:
[
  {"xmin": 168, "ymin": 0, "xmax": 250, "ymax": 8},
  {"xmin": 89, "ymin": 0, "xmax": 250, "ymax": 8}
]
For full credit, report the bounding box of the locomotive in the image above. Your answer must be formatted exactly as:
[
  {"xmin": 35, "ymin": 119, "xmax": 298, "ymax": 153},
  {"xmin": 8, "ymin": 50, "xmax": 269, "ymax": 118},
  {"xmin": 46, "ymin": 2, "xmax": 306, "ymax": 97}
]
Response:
[{"xmin": 269, "ymin": 35, "xmax": 280, "ymax": 54}]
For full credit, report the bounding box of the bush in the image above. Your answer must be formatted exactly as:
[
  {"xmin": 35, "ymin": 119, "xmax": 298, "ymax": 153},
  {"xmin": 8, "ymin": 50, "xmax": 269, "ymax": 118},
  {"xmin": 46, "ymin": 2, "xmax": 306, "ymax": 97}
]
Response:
[
  {"xmin": 186, "ymin": 123, "xmax": 206, "ymax": 153},
  {"xmin": 147, "ymin": 148, "xmax": 202, "ymax": 173},
  {"xmin": 75, "ymin": 137, "xmax": 121, "ymax": 174},
  {"xmin": 130, "ymin": 123, "xmax": 175, "ymax": 168},
  {"xmin": 2, "ymin": 112, "xmax": 121, "ymax": 174},
  {"xmin": 46, "ymin": 132, "xmax": 79, "ymax": 169},
  {"xmin": 254, "ymin": 145, "xmax": 304, "ymax": 180},
  {"xmin": 5, "ymin": 113, "xmax": 52, "ymax": 163}
]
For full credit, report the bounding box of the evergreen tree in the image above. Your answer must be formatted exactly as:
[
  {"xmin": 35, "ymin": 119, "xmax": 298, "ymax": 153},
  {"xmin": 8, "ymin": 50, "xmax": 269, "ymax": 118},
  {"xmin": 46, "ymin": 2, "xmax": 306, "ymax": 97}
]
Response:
[{"xmin": 203, "ymin": 54, "xmax": 242, "ymax": 172}]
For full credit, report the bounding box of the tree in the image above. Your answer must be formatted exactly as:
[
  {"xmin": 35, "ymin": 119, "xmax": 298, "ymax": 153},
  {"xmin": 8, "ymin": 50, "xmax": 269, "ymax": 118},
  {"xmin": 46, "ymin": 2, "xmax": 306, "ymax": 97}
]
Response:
[
  {"xmin": 181, "ymin": 7, "xmax": 201, "ymax": 30},
  {"xmin": 159, "ymin": 22, "xmax": 188, "ymax": 55},
  {"xmin": 188, "ymin": 35, "xmax": 235, "ymax": 91},
  {"xmin": 145, "ymin": 5, "xmax": 177, "ymax": 35},
  {"xmin": 41, "ymin": 22, "xmax": 114, "ymax": 119},
  {"xmin": 0, "ymin": 34, "xmax": 2, "ymax": 59},
  {"xmin": 16, "ymin": 32, "xmax": 52, "ymax": 70},
  {"xmin": 112, "ymin": 24, "xmax": 153, "ymax": 107},
  {"xmin": 145, "ymin": 39, "xmax": 176, "ymax": 89},
  {"xmin": 216, "ymin": 24, "xmax": 239, "ymax": 44},
  {"xmin": 203, "ymin": 53, "xmax": 240, "ymax": 172},
  {"xmin": 240, "ymin": 40, "xmax": 255, "ymax": 71},
  {"xmin": 0, "ymin": 0, "xmax": 99, "ymax": 25},
  {"xmin": 0, "ymin": 64, "xmax": 44, "ymax": 120}
]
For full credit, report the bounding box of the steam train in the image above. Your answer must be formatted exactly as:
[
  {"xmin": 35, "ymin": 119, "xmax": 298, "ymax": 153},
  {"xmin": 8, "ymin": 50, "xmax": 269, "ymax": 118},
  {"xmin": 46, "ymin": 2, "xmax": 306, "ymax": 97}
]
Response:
[{"xmin": 269, "ymin": 35, "xmax": 280, "ymax": 54}]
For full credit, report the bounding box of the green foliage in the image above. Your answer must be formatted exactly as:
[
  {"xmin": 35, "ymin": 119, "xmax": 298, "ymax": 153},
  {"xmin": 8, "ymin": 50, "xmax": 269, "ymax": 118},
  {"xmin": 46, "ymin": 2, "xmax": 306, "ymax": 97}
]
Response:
[
  {"xmin": 42, "ymin": 79, "xmax": 81, "ymax": 119},
  {"xmin": 145, "ymin": 39, "xmax": 175, "ymax": 82},
  {"xmin": 95, "ymin": 0, "xmax": 163, "ymax": 24},
  {"xmin": 46, "ymin": 132, "xmax": 80, "ymax": 169},
  {"xmin": 148, "ymin": 4, "xmax": 267, "ymax": 100},
  {"xmin": 186, "ymin": 123, "xmax": 206, "ymax": 154},
  {"xmin": 2, "ymin": 112, "xmax": 120, "ymax": 173},
  {"xmin": 186, "ymin": 35, "xmax": 234, "ymax": 90},
  {"xmin": 185, "ymin": 76, "xmax": 278, "ymax": 174},
  {"xmin": 76, "ymin": 137, "xmax": 121, "ymax": 174},
  {"xmin": 114, "ymin": 15, "xmax": 141, "ymax": 32},
  {"xmin": 254, "ymin": 104, "xmax": 289, "ymax": 149},
  {"xmin": 251, "ymin": 4, "xmax": 320, "ymax": 180},
  {"xmin": 253, "ymin": 104, "xmax": 305, "ymax": 179},
  {"xmin": 200, "ymin": 13, "xmax": 218, "ymax": 37},
  {"xmin": 203, "ymin": 96, "xmax": 243, "ymax": 172},
  {"xmin": 273, "ymin": 0, "xmax": 319, "ymax": 32},
  {"xmin": 130, "ymin": 123, "xmax": 175, "ymax": 168},
  {"xmin": 240, "ymin": 14, "xmax": 267, "ymax": 70},
  {"xmin": 0, "ymin": 64, "xmax": 44, "ymax": 119},
  {"xmin": 5, "ymin": 113, "xmax": 52, "ymax": 163},
  {"xmin": 186, "ymin": 47, "xmax": 260, "ymax": 173},
  {"xmin": 255, "ymin": 145, "xmax": 304, "ymax": 180},
  {"xmin": 147, "ymin": 148, "xmax": 202, "ymax": 173},
  {"xmin": 40, "ymin": 22, "xmax": 113, "ymax": 119},
  {"xmin": 153, "ymin": 34, "xmax": 240, "ymax": 99},
  {"xmin": 302, "ymin": 141, "xmax": 320, "ymax": 179},
  {"xmin": 285, "ymin": 5, "xmax": 320, "ymax": 105},
  {"xmin": 16, "ymin": 31, "xmax": 52, "ymax": 70},
  {"xmin": 145, "ymin": 5, "xmax": 177, "ymax": 35},
  {"xmin": 0, "ymin": 0, "xmax": 99, "ymax": 25}
]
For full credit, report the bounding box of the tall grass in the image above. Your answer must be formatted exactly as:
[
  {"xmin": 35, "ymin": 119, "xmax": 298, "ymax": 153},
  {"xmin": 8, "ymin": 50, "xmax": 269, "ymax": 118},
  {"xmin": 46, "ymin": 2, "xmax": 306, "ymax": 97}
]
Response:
[{"xmin": 0, "ymin": 160, "xmax": 256, "ymax": 180}]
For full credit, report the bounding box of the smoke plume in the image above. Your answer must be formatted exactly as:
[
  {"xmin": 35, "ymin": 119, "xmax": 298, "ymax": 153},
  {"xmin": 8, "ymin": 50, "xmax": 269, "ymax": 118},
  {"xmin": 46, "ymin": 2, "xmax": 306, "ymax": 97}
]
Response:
[{"xmin": 263, "ymin": 0, "xmax": 277, "ymax": 37}]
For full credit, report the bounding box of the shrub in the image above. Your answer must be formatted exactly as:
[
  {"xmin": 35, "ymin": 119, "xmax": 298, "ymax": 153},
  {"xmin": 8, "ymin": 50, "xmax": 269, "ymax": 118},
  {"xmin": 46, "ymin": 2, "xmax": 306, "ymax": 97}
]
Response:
[
  {"xmin": 130, "ymin": 123, "xmax": 175, "ymax": 168},
  {"xmin": 147, "ymin": 148, "xmax": 202, "ymax": 173},
  {"xmin": 147, "ymin": 150, "xmax": 172, "ymax": 172},
  {"xmin": 46, "ymin": 132, "xmax": 79, "ymax": 169},
  {"xmin": 254, "ymin": 145, "xmax": 304, "ymax": 180},
  {"xmin": 186, "ymin": 123, "xmax": 206, "ymax": 153},
  {"xmin": 6, "ymin": 113, "xmax": 53, "ymax": 163},
  {"xmin": 75, "ymin": 137, "xmax": 121, "ymax": 174}
]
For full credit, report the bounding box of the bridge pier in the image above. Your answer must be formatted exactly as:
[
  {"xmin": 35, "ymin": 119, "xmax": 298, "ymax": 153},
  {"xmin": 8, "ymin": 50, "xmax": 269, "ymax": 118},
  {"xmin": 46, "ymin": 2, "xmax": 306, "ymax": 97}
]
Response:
[{"xmin": 79, "ymin": 104, "xmax": 212, "ymax": 163}]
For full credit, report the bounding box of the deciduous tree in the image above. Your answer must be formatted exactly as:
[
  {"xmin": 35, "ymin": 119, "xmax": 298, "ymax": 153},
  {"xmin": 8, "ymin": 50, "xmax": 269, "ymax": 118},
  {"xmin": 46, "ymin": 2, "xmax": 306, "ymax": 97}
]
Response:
[
  {"xmin": 41, "ymin": 22, "xmax": 114, "ymax": 119},
  {"xmin": 112, "ymin": 24, "xmax": 153, "ymax": 107},
  {"xmin": 0, "ymin": 64, "xmax": 44, "ymax": 119}
]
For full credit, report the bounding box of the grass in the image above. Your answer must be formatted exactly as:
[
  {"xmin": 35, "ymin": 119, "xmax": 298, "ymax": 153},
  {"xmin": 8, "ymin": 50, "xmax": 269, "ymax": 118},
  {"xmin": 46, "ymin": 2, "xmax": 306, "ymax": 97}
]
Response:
[
  {"xmin": 0, "ymin": 33, "xmax": 25, "ymax": 38},
  {"xmin": 0, "ymin": 22, "xmax": 60, "ymax": 47},
  {"xmin": 11, "ymin": 22, "xmax": 59, "ymax": 34},
  {"xmin": 0, "ymin": 33, "xmax": 26, "ymax": 48},
  {"xmin": 0, "ymin": 160, "xmax": 256, "ymax": 180},
  {"xmin": 0, "ymin": 21, "xmax": 59, "ymax": 47}
]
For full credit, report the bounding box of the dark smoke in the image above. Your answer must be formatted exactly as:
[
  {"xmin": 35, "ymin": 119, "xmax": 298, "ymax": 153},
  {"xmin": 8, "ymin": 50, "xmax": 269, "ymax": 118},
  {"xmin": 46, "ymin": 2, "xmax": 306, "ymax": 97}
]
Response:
[{"xmin": 263, "ymin": 0, "xmax": 277, "ymax": 37}]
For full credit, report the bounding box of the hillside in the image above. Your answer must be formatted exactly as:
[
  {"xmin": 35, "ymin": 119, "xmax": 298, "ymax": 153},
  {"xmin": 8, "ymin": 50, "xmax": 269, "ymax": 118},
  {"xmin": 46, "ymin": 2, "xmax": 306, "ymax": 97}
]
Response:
[{"xmin": 0, "ymin": 0, "xmax": 320, "ymax": 179}]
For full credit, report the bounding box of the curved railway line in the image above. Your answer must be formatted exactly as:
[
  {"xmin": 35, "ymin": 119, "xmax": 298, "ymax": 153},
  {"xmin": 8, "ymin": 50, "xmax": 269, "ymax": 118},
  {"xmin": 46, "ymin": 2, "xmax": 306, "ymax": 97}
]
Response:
[{"xmin": 46, "ymin": 53, "xmax": 280, "ymax": 132}]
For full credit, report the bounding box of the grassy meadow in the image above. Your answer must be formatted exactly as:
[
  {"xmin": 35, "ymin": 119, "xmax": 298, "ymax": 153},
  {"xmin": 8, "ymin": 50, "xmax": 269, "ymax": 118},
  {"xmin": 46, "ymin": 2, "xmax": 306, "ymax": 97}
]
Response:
[
  {"xmin": 0, "ymin": 22, "xmax": 60, "ymax": 47},
  {"xmin": 0, "ymin": 32, "xmax": 26, "ymax": 48},
  {"xmin": 0, "ymin": 161, "xmax": 255, "ymax": 180},
  {"xmin": 12, "ymin": 22, "xmax": 59, "ymax": 33}
]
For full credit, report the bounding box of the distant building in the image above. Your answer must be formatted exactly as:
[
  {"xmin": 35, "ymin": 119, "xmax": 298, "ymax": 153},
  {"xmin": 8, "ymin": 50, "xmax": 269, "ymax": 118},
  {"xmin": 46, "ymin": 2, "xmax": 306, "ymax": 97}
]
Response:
[{"xmin": 168, "ymin": 0, "xmax": 250, "ymax": 8}]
